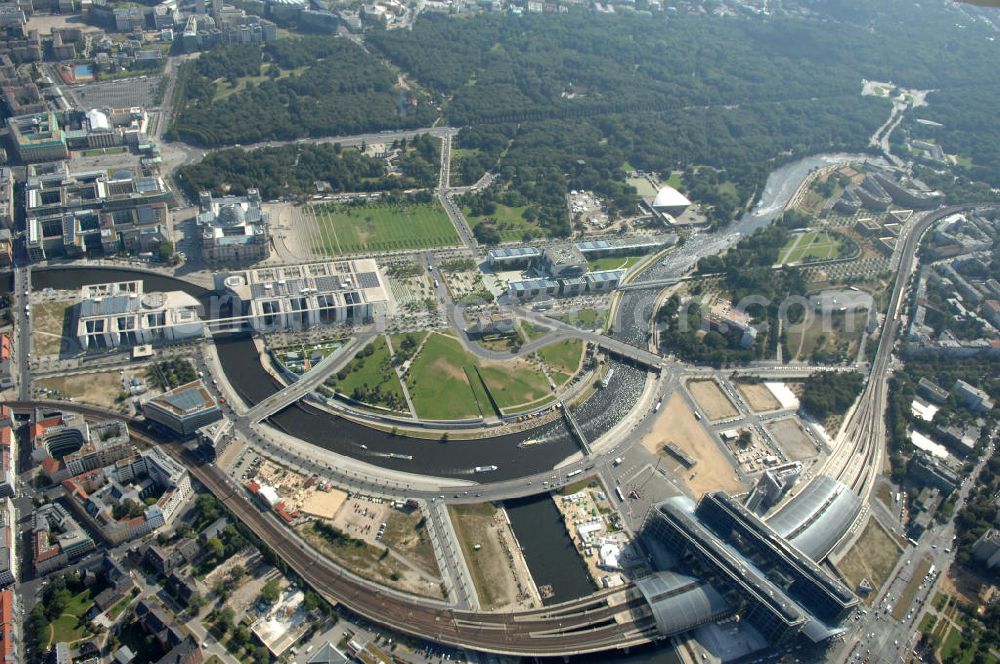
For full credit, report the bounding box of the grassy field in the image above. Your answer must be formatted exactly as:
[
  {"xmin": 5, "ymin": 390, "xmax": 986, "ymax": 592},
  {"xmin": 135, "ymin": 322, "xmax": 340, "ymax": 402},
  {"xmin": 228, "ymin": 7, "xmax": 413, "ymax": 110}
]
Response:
[
  {"xmin": 893, "ymin": 556, "xmax": 932, "ymax": 620},
  {"xmin": 449, "ymin": 503, "xmax": 512, "ymax": 609},
  {"xmin": 405, "ymin": 333, "xmax": 485, "ymax": 420},
  {"xmin": 478, "ymin": 364, "xmax": 550, "ymax": 410},
  {"xmin": 587, "ymin": 255, "xmax": 644, "ymax": 271},
  {"xmin": 777, "ymin": 230, "xmax": 845, "ymax": 264},
  {"xmin": 554, "ymin": 307, "xmax": 606, "ymax": 330},
  {"xmin": 48, "ymin": 590, "xmax": 95, "ymax": 646},
  {"xmin": 519, "ymin": 321, "xmax": 549, "ymax": 342},
  {"xmin": 325, "ymin": 336, "xmax": 407, "ymax": 412},
  {"xmin": 31, "ymin": 300, "xmax": 74, "ymax": 356},
  {"xmin": 785, "ymin": 308, "xmax": 866, "ymax": 363},
  {"xmin": 213, "ymin": 64, "xmax": 308, "ymax": 101},
  {"xmin": 537, "ymin": 339, "xmax": 584, "ymax": 385},
  {"xmin": 836, "ymin": 520, "xmax": 903, "ymax": 603},
  {"xmin": 310, "ymin": 200, "xmax": 459, "ymax": 255},
  {"xmin": 464, "ymin": 204, "xmax": 537, "ymax": 242},
  {"xmin": 405, "ymin": 332, "xmax": 554, "ymax": 418},
  {"xmin": 36, "ymin": 371, "xmax": 128, "ymax": 411}
]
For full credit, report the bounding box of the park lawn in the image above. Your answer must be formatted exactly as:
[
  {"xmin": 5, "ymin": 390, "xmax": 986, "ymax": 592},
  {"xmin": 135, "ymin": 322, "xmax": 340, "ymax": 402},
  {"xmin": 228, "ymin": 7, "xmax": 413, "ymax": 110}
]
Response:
[
  {"xmin": 519, "ymin": 321, "xmax": 549, "ymax": 342},
  {"xmin": 478, "ymin": 363, "xmax": 550, "ymax": 410},
  {"xmin": 326, "ymin": 336, "xmax": 406, "ymax": 411},
  {"xmin": 49, "ymin": 590, "xmax": 95, "ymax": 645},
  {"xmin": 537, "ymin": 339, "xmax": 584, "ymax": 378},
  {"xmin": 464, "ymin": 203, "xmax": 538, "ymax": 242},
  {"xmin": 406, "ymin": 332, "xmax": 552, "ymax": 417},
  {"xmin": 785, "ymin": 308, "xmax": 865, "ymax": 362},
  {"xmin": 666, "ymin": 172, "xmax": 684, "ymax": 189},
  {"xmin": 778, "ymin": 231, "xmax": 845, "ymax": 264},
  {"xmin": 213, "ymin": 64, "xmax": 309, "ymax": 101},
  {"xmin": 311, "ymin": 200, "xmax": 459, "ymax": 255},
  {"xmin": 405, "ymin": 333, "xmax": 484, "ymax": 420}
]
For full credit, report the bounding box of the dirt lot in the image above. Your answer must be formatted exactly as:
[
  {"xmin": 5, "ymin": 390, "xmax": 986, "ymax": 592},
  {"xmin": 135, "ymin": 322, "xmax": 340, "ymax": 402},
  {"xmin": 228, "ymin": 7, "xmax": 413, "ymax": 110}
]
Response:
[
  {"xmin": 687, "ymin": 380, "xmax": 738, "ymax": 421},
  {"xmin": 31, "ymin": 300, "xmax": 75, "ymax": 356},
  {"xmin": 449, "ymin": 503, "xmax": 537, "ymax": 611},
  {"xmin": 36, "ymin": 371, "xmax": 129, "ymax": 411},
  {"xmin": 642, "ymin": 393, "xmax": 744, "ymax": 499},
  {"xmin": 299, "ymin": 519, "xmax": 442, "ymax": 599},
  {"xmin": 835, "ymin": 519, "xmax": 903, "ymax": 602},
  {"xmin": 736, "ymin": 382, "xmax": 782, "ymax": 412},
  {"xmin": 766, "ymin": 417, "xmax": 821, "ymax": 462},
  {"xmin": 299, "ymin": 487, "xmax": 347, "ymax": 520},
  {"xmin": 381, "ymin": 509, "xmax": 440, "ymax": 578}
]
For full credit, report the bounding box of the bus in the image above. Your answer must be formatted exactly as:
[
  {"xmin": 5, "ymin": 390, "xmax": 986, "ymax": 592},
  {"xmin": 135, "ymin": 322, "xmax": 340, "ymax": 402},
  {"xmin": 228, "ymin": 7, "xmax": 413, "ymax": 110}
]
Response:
[
  {"xmin": 615, "ymin": 486, "xmax": 625, "ymax": 502},
  {"xmin": 566, "ymin": 469, "xmax": 583, "ymax": 478}
]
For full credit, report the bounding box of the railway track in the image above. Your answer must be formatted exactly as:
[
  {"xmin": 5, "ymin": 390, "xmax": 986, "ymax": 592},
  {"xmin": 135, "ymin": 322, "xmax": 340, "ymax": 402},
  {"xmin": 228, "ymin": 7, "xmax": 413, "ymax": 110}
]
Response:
[{"xmin": 6, "ymin": 399, "xmax": 658, "ymax": 657}]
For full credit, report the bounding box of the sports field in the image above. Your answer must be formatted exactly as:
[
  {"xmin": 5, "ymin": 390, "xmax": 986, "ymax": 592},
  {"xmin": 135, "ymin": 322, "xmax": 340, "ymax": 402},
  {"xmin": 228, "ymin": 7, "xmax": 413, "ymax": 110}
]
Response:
[
  {"xmin": 308, "ymin": 200, "xmax": 459, "ymax": 255},
  {"xmin": 777, "ymin": 230, "xmax": 844, "ymax": 265}
]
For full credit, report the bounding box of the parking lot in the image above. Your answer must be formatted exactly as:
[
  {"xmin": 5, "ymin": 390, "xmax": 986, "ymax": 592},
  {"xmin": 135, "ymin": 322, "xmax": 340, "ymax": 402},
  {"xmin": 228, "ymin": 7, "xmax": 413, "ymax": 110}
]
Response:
[{"xmin": 67, "ymin": 75, "xmax": 162, "ymax": 110}]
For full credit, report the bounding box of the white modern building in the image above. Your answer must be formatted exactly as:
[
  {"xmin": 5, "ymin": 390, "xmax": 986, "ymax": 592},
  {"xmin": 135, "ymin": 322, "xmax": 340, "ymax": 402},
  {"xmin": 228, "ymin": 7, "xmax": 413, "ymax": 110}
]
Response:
[
  {"xmin": 651, "ymin": 186, "xmax": 691, "ymax": 217},
  {"xmin": 75, "ymin": 281, "xmax": 204, "ymax": 351},
  {"xmin": 222, "ymin": 260, "xmax": 388, "ymax": 332}
]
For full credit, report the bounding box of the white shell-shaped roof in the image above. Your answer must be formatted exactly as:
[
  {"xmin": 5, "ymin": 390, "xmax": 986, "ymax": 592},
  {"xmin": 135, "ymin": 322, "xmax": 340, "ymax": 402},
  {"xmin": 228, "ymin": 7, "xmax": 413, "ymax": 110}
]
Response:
[{"xmin": 652, "ymin": 185, "xmax": 691, "ymax": 209}]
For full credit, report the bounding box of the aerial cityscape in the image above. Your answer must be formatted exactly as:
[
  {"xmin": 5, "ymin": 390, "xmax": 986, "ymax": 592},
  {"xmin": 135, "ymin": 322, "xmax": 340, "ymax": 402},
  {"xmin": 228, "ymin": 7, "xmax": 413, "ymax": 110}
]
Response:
[{"xmin": 0, "ymin": 0, "xmax": 998, "ymax": 662}]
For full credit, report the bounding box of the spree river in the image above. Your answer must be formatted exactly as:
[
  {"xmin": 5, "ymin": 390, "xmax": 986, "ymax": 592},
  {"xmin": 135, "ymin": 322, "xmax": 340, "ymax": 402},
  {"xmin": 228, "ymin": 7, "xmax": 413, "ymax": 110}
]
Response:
[{"xmin": 30, "ymin": 152, "xmax": 877, "ymax": 483}]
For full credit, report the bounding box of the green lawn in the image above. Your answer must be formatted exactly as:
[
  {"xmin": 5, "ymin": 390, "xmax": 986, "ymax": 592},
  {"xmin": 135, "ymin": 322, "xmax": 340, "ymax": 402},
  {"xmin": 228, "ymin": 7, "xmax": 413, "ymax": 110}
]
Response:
[
  {"xmin": 405, "ymin": 333, "xmax": 486, "ymax": 420},
  {"xmin": 537, "ymin": 339, "xmax": 584, "ymax": 381},
  {"xmin": 777, "ymin": 230, "xmax": 845, "ymax": 264},
  {"xmin": 666, "ymin": 172, "xmax": 684, "ymax": 189},
  {"xmin": 311, "ymin": 200, "xmax": 459, "ymax": 255},
  {"xmin": 405, "ymin": 332, "xmax": 554, "ymax": 418},
  {"xmin": 478, "ymin": 364, "xmax": 551, "ymax": 410},
  {"xmin": 555, "ymin": 307, "xmax": 606, "ymax": 330},
  {"xmin": 519, "ymin": 321, "xmax": 549, "ymax": 342},
  {"xmin": 48, "ymin": 590, "xmax": 95, "ymax": 646},
  {"xmin": 587, "ymin": 255, "xmax": 643, "ymax": 271},
  {"xmin": 326, "ymin": 336, "xmax": 407, "ymax": 412},
  {"xmin": 464, "ymin": 203, "xmax": 538, "ymax": 242}
]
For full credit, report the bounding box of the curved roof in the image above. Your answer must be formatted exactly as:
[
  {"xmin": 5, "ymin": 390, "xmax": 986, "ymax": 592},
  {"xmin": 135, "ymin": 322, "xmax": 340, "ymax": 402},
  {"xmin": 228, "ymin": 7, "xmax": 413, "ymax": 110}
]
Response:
[
  {"xmin": 765, "ymin": 476, "xmax": 861, "ymax": 560},
  {"xmin": 652, "ymin": 186, "xmax": 691, "ymax": 210},
  {"xmin": 635, "ymin": 571, "xmax": 731, "ymax": 637}
]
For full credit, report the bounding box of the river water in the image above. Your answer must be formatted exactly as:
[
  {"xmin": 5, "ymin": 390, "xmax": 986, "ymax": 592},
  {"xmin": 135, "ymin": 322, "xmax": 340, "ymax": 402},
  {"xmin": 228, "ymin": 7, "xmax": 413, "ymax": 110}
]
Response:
[
  {"xmin": 28, "ymin": 152, "xmax": 875, "ymax": 483},
  {"xmin": 24, "ymin": 151, "xmax": 873, "ymax": 658},
  {"xmin": 504, "ymin": 493, "xmax": 594, "ymax": 605}
]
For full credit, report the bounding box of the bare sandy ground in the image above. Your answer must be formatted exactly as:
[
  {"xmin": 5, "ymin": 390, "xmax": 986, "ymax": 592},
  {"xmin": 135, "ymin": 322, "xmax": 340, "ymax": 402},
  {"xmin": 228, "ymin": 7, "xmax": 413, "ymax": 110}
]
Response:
[
  {"xmin": 687, "ymin": 379, "xmax": 738, "ymax": 421},
  {"xmin": 736, "ymin": 382, "xmax": 782, "ymax": 412},
  {"xmin": 642, "ymin": 393, "xmax": 745, "ymax": 499}
]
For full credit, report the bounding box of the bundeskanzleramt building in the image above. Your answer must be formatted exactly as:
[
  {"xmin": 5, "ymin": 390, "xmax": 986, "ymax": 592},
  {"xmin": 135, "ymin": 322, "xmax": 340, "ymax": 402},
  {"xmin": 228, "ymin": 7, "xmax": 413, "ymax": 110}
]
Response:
[
  {"xmin": 75, "ymin": 281, "xmax": 204, "ymax": 351},
  {"xmin": 221, "ymin": 260, "xmax": 388, "ymax": 332},
  {"xmin": 142, "ymin": 380, "xmax": 221, "ymax": 436},
  {"xmin": 196, "ymin": 189, "xmax": 270, "ymax": 264}
]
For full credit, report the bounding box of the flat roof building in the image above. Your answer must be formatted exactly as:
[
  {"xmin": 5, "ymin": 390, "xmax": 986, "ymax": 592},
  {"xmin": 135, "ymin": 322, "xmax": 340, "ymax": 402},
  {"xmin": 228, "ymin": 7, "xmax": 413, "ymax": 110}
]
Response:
[
  {"xmin": 486, "ymin": 246, "xmax": 542, "ymax": 270},
  {"xmin": 76, "ymin": 281, "xmax": 204, "ymax": 351},
  {"xmin": 142, "ymin": 380, "xmax": 221, "ymax": 436},
  {"xmin": 6, "ymin": 112, "xmax": 69, "ymax": 163},
  {"xmin": 222, "ymin": 260, "xmax": 388, "ymax": 332},
  {"xmin": 541, "ymin": 244, "xmax": 587, "ymax": 279}
]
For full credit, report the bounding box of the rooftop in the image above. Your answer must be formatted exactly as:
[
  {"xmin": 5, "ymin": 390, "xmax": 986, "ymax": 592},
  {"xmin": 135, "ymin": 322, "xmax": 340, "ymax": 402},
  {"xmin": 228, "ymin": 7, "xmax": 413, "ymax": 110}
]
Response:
[{"xmin": 148, "ymin": 380, "xmax": 217, "ymax": 416}]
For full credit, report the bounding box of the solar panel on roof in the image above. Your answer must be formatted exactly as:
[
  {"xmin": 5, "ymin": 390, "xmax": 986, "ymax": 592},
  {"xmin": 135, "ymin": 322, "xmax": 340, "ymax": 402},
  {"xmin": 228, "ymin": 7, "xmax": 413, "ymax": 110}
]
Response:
[
  {"xmin": 161, "ymin": 385, "xmax": 211, "ymax": 413},
  {"xmin": 356, "ymin": 272, "xmax": 380, "ymax": 289}
]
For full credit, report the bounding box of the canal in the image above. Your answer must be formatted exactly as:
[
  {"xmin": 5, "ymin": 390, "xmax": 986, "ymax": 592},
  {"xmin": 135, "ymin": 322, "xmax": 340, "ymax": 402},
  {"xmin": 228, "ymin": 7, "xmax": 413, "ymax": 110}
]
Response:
[{"xmin": 504, "ymin": 493, "xmax": 593, "ymax": 605}]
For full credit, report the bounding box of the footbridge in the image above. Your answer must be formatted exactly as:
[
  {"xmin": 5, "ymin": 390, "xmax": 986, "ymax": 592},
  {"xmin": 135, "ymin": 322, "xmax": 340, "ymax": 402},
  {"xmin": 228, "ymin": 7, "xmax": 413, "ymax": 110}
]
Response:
[
  {"xmin": 561, "ymin": 404, "xmax": 592, "ymax": 455},
  {"xmin": 245, "ymin": 332, "xmax": 377, "ymax": 423}
]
